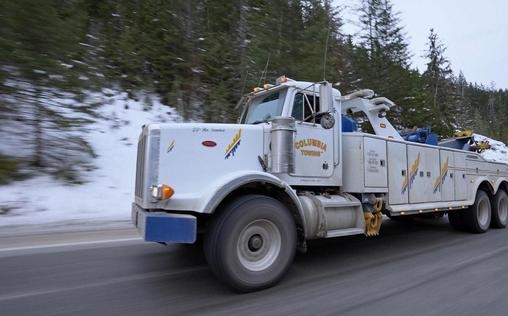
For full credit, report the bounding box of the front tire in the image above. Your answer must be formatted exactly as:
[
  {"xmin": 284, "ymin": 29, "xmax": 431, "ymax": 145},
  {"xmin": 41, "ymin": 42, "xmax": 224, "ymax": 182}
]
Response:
[
  {"xmin": 462, "ymin": 190, "xmax": 491, "ymax": 233},
  {"xmin": 204, "ymin": 195, "xmax": 296, "ymax": 292},
  {"xmin": 491, "ymin": 190, "xmax": 508, "ymax": 228}
]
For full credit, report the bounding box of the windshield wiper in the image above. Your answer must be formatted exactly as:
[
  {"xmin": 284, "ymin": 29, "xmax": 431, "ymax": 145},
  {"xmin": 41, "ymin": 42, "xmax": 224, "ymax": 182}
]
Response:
[
  {"xmin": 251, "ymin": 115, "xmax": 272, "ymax": 125},
  {"xmin": 251, "ymin": 119, "xmax": 269, "ymax": 125}
]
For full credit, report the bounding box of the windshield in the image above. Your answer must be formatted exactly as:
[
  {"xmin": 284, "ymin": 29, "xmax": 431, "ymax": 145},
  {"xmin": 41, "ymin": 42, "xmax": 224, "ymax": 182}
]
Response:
[{"xmin": 242, "ymin": 88, "xmax": 287, "ymax": 124}]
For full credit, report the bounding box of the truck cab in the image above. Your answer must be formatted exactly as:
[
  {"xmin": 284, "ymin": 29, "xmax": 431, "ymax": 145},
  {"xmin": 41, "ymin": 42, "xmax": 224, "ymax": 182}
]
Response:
[{"xmin": 239, "ymin": 78, "xmax": 342, "ymax": 186}]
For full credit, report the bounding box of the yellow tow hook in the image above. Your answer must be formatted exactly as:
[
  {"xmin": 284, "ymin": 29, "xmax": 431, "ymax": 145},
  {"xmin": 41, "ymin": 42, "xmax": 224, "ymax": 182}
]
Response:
[{"xmin": 364, "ymin": 198, "xmax": 383, "ymax": 237}]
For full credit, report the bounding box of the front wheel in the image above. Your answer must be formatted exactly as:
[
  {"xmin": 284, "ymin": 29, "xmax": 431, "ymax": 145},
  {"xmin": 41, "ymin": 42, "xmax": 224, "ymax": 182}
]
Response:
[{"xmin": 204, "ymin": 195, "xmax": 296, "ymax": 292}]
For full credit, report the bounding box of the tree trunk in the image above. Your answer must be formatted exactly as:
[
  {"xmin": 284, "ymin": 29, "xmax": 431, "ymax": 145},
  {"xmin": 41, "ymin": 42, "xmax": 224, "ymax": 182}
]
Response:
[{"xmin": 33, "ymin": 88, "xmax": 43, "ymax": 168}]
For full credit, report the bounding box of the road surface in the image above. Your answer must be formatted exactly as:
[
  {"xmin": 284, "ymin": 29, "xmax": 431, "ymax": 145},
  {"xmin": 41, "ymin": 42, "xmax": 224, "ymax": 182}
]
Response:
[{"xmin": 1, "ymin": 218, "xmax": 508, "ymax": 315}]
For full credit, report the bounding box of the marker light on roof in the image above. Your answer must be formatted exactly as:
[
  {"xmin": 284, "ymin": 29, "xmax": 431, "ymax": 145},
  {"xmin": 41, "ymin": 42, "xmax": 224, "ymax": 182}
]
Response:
[{"xmin": 276, "ymin": 75, "xmax": 288, "ymax": 85}]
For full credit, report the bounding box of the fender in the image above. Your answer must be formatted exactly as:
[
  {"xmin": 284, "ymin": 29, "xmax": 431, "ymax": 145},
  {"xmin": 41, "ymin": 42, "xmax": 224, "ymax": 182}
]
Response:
[
  {"xmin": 469, "ymin": 176, "xmax": 494, "ymax": 201},
  {"xmin": 492, "ymin": 177, "xmax": 508, "ymax": 195},
  {"xmin": 196, "ymin": 170, "xmax": 306, "ymax": 225}
]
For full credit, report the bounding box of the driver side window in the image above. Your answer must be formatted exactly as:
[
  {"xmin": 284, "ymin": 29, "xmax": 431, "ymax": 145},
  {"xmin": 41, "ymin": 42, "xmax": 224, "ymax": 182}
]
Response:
[{"xmin": 291, "ymin": 93, "xmax": 320, "ymax": 123}]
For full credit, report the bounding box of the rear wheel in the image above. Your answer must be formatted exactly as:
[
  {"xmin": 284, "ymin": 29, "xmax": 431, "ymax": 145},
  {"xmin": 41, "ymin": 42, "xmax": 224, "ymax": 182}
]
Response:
[
  {"xmin": 491, "ymin": 190, "xmax": 508, "ymax": 228},
  {"xmin": 204, "ymin": 195, "xmax": 296, "ymax": 292},
  {"xmin": 462, "ymin": 190, "xmax": 491, "ymax": 233}
]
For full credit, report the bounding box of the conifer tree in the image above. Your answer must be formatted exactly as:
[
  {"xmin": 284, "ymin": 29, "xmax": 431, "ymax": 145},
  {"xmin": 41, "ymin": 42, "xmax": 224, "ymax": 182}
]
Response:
[
  {"xmin": 2, "ymin": 0, "xmax": 508, "ymax": 180},
  {"xmin": 355, "ymin": 0, "xmax": 412, "ymax": 129},
  {"xmin": 422, "ymin": 28, "xmax": 455, "ymax": 136},
  {"xmin": 451, "ymin": 71, "xmax": 475, "ymax": 132},
  {"xmin": 0, "ymin": 0, "xmax": 96, "ymax": 181}
]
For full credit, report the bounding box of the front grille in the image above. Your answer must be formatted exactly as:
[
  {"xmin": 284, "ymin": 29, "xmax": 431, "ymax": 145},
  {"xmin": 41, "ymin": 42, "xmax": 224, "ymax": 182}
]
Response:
[{"xmin": 135, "ymin": 132, "xmax": 147, "ymax": 200}]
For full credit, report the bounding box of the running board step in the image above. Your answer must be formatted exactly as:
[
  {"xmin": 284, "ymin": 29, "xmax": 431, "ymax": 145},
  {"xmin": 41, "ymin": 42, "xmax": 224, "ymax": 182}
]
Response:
[
  {"xmin": 326, "ymin": 228, "xmax": 364, "ymax": 238},
  {"xmin": 321, "ymin": 201, "xmax": 361, "ymax": 208}
]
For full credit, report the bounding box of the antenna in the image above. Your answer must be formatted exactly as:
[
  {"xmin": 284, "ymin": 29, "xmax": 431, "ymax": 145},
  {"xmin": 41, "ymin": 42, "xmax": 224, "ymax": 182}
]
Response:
[
  {"xmin": 258, "ymin": 55, "xmax": 270, "ymax": 86},
  {"xmin": 239, "ymin": 69, "xmax": 248, "ymax": 96},
  {"xmin": 322, "ymin": 22, "xmax": 331, "ymax": 81}
]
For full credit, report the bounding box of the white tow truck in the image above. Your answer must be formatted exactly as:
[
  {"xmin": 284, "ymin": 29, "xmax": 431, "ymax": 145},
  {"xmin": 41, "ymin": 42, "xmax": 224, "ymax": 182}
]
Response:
[{"xmin": 132, "ymin": 76, "xmax": 508, "ymax": 292}]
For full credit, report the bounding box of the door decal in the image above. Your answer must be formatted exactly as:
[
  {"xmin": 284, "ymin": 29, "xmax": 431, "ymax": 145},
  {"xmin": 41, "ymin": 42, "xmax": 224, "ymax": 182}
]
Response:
[
  {"xmin": 402, "ymin": 153, "xmax": 420, "ymax": 193},
  {"xmin": 224, "ymin": 129, "xmax": 242, "ymax": 159},
  {"xmin": 433, "ymin": 157, "xmax": 449, "ymax": 193}
]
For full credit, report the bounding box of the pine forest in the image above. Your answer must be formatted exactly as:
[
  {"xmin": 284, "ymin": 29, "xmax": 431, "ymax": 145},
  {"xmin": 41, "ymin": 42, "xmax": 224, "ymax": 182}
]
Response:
[{"xmin": 1, "ymin": 0, "xmax": 507, "ymax": 183}]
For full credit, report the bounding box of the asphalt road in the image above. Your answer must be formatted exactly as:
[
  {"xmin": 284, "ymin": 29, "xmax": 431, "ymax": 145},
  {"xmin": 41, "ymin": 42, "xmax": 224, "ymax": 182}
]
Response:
[{"xmin": 1, "ymin": 218, "xmax": 508, "ymax": 316}]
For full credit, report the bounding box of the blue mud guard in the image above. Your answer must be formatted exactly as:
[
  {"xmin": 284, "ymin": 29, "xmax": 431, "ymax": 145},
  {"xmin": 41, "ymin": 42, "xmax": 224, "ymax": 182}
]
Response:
[{"xmin": 132, "ymin": 204, "xmax": 196, "ymax": 243}]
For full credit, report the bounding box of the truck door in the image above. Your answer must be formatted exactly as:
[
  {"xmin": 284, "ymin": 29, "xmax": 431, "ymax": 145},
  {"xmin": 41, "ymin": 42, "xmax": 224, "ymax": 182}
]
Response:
[
  {"xmin": 290, "ymin": 91, "xmax": 334, "ymax": 178},
  {"xmin": 454, "ymin": 152, "xmax": 467, "ymax": 200},
  {"xmin": 363, "ymin": 137, "xmax": 387, "ymax": 187},
  {"xmin": 439, "ymin": 150, "xmax": 454, "ymax": 201},
  {"xmin": 387, "ymin": 141, "xmax": 408, "ymax": 204},
  {"xmin": 407, "ymin": 145, "xmax": 441, "ymax": 203}
]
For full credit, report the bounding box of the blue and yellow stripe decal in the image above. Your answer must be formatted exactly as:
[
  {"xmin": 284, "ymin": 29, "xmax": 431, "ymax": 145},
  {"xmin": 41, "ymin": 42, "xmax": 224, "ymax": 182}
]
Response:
[
  {"xmin": 167, "ymin": 140, "xmax": 175, "ymax": 153},
  {"xmin": 433, "ymin": 157, "xmax": 449, "ymax": 193},
  {"xmin": 224, "ymin": 129, "xmax": 242, "ymax": 159},
  {"xmin": 401, "ymin": 153, "xmax": 420, "ymax": 194}
]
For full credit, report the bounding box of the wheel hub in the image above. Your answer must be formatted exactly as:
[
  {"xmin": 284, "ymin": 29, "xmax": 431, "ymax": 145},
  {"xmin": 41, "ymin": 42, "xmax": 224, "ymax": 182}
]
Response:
[
  {"xmin": 248, "ymin": 234, "xmax": 263, "ymax": 252},
  {"xmin": 237, "ymin": 219, "xmax": 282, "ymax": 271},
  {"xmin": 478, "ymin": 199, "xmax": 490, "ymax": 227}
]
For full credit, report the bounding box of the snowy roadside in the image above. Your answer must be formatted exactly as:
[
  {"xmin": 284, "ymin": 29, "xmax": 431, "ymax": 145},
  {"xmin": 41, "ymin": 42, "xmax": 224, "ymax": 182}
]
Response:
[{"xmin": 0, "ymin": 89, "xmax": 181, "ymax": 235}]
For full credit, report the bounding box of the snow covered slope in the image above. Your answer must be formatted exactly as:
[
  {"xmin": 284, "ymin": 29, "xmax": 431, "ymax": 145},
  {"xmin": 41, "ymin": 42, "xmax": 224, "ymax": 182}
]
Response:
[{"xmin": 0, "ymin": 89, "xmax": 181, "ymax": 229}]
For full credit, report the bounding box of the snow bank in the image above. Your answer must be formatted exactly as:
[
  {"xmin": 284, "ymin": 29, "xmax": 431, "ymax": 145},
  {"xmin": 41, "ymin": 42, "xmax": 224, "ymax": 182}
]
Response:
[{"xmin": 0, "ymin": 89, "xmax": 181, "ymax": 228}]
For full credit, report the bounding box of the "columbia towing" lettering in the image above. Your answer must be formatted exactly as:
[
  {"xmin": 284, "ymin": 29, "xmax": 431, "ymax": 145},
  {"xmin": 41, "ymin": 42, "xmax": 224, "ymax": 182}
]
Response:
[
  {"xmin": 294, "ymin": 139, "xmax": 327, "ymax": 151},
  {"xmin": 294, "ymin": 138, "xmax": 327, "ymax": 157}
]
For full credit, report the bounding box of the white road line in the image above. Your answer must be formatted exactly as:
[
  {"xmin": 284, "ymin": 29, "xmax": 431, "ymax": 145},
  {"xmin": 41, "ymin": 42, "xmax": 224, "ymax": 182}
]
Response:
[{"xmin": 0, "ymin": 237, "xmax": 142, "ymax": 252}]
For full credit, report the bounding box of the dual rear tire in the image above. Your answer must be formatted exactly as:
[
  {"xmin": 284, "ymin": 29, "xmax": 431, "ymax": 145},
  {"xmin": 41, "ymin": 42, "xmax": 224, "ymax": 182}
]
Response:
[
  {"xmin": 448, "ymin": 189, "xmax": 508, "ymax": 233},
  {"xmin": 462, "ymin": 190, "xmax": 491, "ymax": 233},
  {"xmin": 491, "ymin": 190, "xmax": 508, "ymax": 228}
]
